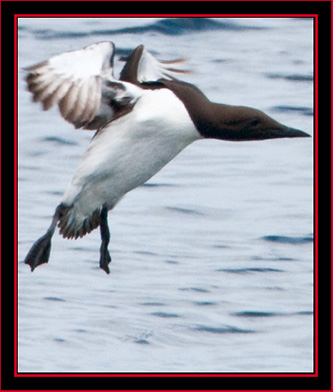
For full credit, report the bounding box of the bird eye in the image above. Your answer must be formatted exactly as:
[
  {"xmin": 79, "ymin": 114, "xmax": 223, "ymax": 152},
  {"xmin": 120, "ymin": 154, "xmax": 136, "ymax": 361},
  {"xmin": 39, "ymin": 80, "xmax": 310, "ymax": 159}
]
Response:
[{"xmin": 250, "ymin": 118, "xmax": 260, "ymax": 127}]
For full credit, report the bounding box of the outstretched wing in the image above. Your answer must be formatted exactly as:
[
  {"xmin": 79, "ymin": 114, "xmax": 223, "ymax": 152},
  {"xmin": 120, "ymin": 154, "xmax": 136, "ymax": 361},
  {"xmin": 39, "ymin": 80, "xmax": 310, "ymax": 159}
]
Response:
[
  {"xmin": 25, "ymin": 42, "xmax": 188, "ymax": 130},
  {"xmin": 120, "ymin": 45, "xmax": 189, "ymax": 84},
  {"xmin": 25, "ymin": 41, "xmax": 125, "ymax": 130}
]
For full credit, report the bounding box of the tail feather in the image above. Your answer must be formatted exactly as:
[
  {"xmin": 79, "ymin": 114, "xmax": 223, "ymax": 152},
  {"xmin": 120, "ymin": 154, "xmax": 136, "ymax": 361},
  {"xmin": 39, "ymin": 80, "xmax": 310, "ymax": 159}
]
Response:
[{"xmin": 58, "ymin": 204, "xmax": 101, "ymax": 239}]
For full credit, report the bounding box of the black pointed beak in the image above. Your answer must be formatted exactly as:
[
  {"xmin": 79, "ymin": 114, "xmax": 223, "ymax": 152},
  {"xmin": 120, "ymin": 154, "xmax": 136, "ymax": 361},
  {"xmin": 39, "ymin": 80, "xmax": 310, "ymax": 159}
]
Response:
[
  {"xmin": 278, "ymin": 126, "xmax": 311, "ymax": 138},
  {"xmin": 247, "ymin": 125, "xmax": 311, "ymax": 141},
  {"xmin": 221, "ymin": 125, "xmax": 311, "ymax": 141}
]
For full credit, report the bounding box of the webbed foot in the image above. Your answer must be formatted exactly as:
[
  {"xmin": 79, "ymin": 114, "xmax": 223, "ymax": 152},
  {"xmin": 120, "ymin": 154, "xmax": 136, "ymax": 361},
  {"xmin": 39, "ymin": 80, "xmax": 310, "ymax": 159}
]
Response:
[
  {"xmin": 100, "ymin": 244, "xmax": 111, "ymax": 274},
  {"xmin": 24, "ymin": 204, "xmax": 63, "ymax": 271},
  {"xmin": 24, "ymin": 232, "xmax": 52, "ymax": 271}
]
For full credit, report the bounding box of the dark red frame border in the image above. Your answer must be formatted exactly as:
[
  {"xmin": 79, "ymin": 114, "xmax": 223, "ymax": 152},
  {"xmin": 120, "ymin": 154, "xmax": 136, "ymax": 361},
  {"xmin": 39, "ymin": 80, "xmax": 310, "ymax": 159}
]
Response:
[{"xmin": 13, "ymin": 11, "xmax": 318, "ymax": 378}]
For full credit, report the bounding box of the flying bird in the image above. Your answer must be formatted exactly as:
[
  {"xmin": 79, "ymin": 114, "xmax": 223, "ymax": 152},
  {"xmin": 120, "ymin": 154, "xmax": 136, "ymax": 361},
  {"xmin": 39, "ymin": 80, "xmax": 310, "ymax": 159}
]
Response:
[{"xmin": 23, "ymin": 42, "xmax": 310, "ymax": 274}]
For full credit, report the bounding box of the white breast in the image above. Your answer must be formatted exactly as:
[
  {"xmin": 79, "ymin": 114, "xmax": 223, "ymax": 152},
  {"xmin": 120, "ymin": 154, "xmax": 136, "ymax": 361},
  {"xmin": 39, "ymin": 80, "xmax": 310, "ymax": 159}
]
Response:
[{"xmin": 61, "ymin": 88, "xmax": 201, "ymax": 226}]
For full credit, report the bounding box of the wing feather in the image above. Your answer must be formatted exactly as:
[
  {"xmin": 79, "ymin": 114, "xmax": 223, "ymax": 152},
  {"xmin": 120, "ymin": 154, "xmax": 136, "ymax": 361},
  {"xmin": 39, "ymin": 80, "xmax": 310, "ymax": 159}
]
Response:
[
  {"xmin": 137, "ymin": 48, "xmax": 188, "ymax": 82},
  {"xmin": 120, "ymin": 45, "xmax": 190, "ymax": 84},
  {"xmin": 25, "ymin": 42, "xmax": 115, "ymax": 130}
]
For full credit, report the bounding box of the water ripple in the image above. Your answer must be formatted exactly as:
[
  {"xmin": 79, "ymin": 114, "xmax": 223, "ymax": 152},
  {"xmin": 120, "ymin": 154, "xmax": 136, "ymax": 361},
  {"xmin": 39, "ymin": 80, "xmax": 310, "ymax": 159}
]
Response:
[
  {"xmin": 41, "ymin": 136, "xmax": 77, "ymax": 146},
  {"xmin": 165, "ymin": 206, "xmax": 204, "ymax": 216},
  {"xmin": 232, "ymin": 310, "xmax": 313, "ymax": 318},
  {"xmin": 262, "ymin": 235, "xmax": 313, "ymax": 244},
  {"xmin": 232, "ymin": 311, "xmax": 279, "ymax": 318},
  {"xmin": 29, "ymin": 18, "xmax": 265, "ymax": 40},
  {"xmin": 272, "ymin": 105, "xmax": 313, "ymax": 117},
  {"xmin": 194, "ymin": 324, "xmax": 254, "ymax": 334},
  {"xmin": 43, "ymin": 296, "xmax": 66, "ymax": 302},
  {"xmin": 178, "ymin": 287, "xmax": 210, "ymax": 293},
  {"xmin": 266, "ymin": 72, "xmax": 313, "ymax": 82},
  {"xmin": 151, "ymin": 312, "xmax": 180, "ymax": 318},
  {"xmin": 217, "ymin": 267, "xmax": 283, "ymax": 274}
]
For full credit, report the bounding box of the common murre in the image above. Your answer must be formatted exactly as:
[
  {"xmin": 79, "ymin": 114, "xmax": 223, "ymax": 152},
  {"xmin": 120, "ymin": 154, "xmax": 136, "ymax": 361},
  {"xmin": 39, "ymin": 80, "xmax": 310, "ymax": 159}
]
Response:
[{"xmin": 23, "ymin": 42, "xmax": 310, "ymax": 274}]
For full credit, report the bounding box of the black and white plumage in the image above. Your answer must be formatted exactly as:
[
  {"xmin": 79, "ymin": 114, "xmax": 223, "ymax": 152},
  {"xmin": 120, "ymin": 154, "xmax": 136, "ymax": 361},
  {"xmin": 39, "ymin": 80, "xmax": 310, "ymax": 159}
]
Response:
[{"xmin": 24, "ymin": 41, "xmax": 310, "ymax": 274}]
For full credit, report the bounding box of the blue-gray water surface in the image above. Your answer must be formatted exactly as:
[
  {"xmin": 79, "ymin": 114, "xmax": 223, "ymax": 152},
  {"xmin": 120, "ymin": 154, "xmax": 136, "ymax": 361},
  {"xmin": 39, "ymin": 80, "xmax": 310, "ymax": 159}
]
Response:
[{"xmin": 18, "ymin": 17, "xmax": 314, "ymax": 373}]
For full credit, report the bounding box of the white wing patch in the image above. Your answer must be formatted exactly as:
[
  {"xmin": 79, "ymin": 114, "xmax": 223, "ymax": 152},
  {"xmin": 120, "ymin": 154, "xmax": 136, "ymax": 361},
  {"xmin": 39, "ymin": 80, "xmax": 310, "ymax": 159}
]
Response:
[{"xmin": 137, "ymin": 47, "xmax": 189, "ymax": 82}]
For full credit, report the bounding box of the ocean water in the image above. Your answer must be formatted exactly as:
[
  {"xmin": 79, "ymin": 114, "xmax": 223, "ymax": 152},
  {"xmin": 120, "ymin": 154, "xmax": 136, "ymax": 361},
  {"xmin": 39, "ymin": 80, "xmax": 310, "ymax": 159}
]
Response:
[{"xmin": 17, "ymin": 17, "xmax": 314, "ymax": 373}]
